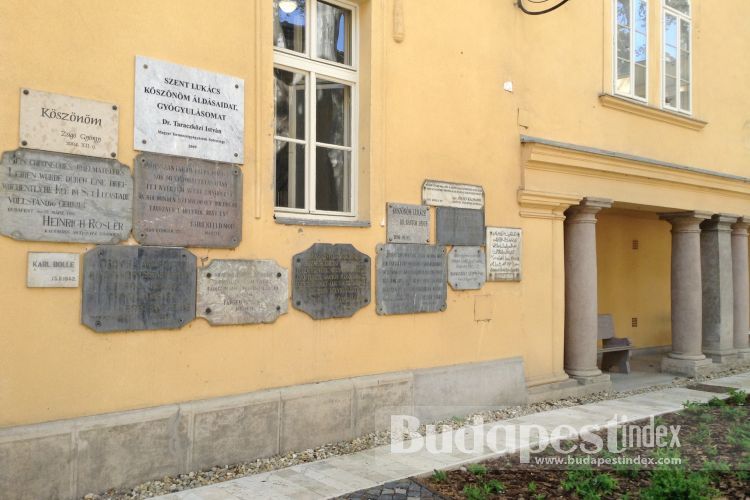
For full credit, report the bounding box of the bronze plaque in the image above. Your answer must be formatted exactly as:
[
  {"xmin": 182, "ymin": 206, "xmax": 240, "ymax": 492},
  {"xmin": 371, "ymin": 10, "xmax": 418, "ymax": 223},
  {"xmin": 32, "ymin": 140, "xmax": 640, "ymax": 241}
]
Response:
[
  {"xmin": 133, "ymin": 153, "xmax": 242, "ymax": 247},
  {"xmin": 82, "ymin": 245, "xmax": 196, "ymax": 332}
]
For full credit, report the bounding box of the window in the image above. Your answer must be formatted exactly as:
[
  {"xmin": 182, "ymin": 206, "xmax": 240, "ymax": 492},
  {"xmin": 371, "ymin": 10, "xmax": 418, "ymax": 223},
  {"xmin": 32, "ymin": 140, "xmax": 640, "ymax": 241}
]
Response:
[
  {"xmin": 662, "ymin": 0, "xmax": 691, "ymax": 113},
  {"xmin": 273, "ymin": 0, "xmax": 358, "ymax": 217},
  {"xmin": 614, "ymin": 0, "xmax": 648, "ymax": 100}
]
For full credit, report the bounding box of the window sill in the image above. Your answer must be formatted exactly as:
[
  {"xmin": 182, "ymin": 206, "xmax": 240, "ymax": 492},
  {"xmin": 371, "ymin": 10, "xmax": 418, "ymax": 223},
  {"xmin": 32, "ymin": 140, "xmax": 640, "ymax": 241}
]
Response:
[
  {"xmin": 599, "ymin": 94, "xmax": 707, "ymax": 131},
  {"xmin": 274, "ymin": 215, "xmax": 371, "ymax": 228}
]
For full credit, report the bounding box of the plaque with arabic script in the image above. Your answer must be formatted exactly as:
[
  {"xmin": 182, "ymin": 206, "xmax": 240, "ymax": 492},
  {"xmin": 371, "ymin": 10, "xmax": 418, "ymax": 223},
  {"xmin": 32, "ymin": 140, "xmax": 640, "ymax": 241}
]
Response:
[
  {"xmin": 486, "ymin": 227, "xmax": 522, "ymax": 281},
  {"xmin": 376, "ymin": 244, "xmax": 447, "ymax": 315}
]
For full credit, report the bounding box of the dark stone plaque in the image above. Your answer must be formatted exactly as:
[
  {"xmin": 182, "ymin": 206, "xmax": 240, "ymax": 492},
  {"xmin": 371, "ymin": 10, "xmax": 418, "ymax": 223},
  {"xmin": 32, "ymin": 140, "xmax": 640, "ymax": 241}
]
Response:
[
  {"xmin": 0, "ymin": 148, "xmax": 132, "ymax": 243},
  {"xmin": 82, "ymin": 245, "xmax": 196, "ymax": 332},
  {"xmin": 448, "ymin": 246, "xmax": 486, "ymax": 290},
  {"xmin": 376, "ymin": 244, "xmax": 447, "ymax": 315},
  {"xmin": 292, "ymin": 243, "xmax": 371, "ymax": 320},
  {"xmin": 134, "ymin": 153, "xmax": 242, "ymax": 248},
  {"xmin": 436, "ymin": 207, "xmax": 485, "ymax": 246}
]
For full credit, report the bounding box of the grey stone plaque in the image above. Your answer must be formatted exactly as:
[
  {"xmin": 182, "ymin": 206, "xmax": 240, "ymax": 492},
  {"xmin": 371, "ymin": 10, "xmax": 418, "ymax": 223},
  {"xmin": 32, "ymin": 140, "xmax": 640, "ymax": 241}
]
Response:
[
  {"xmin": 486, "ymin": 227, "xmax": 522, "ymax": 281},
  {"xmin": 0, "ymin": 149, "xmax": 132, "ymax": 243},
  {"xmin": 134, "ymin": 153, "xmax": 242, "ymax": 248},
  {"xmin": 82, "ymin": 246, "xmax": 196, "ymax": 332},
  {"xmin": 376, "ymin": 244, "xmax": 447, "ymax": 315},
  {"xmin": 27, "ymin": 252, "xmax": 80, "ymax": 288},
  {"xmin": 422, "ymin": 180, "xmax": 484, "ymax": 209},
  {"xmin": 197, "ymin": 259, "xmax": 288, "ymax": 325},
  {"xmin": 386, "ymin": 203, "xmax": 430, "ymax": 244},
  {"xmin": 292, "ymin": 243, "xmax": 371, "ymax": 320},
  {"xmin": 436, "ymin": 207, "xmax": 485, "ymax": 246},
  {"xmin": 448, "ymin": 246, "xmax": 486, "ymax": 290},
  {"xmin": 135, "ymin": 55, "xmax": 244, "ymax": 164}
]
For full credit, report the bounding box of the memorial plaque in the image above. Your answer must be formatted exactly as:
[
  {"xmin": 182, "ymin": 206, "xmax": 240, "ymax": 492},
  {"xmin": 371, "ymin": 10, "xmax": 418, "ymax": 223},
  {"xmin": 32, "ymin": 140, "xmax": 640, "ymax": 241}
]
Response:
[
  {"xmin": 448, "ymin": 246, "xmax": 486, "ymax": 291},
  {"xmin": 135, "ymin": 55, "xmax": 244, "ymax": 164},
  {"xmin": 134, "ymin": 153, "xmax": 242, "ymax": 247},
  {"xmin": 0, "ymin": 149, "xmax": 132, "ymax": 243},
  {"xmin": 292, "ymin": 243, "xmax": 371, "ymax": 320},
  {"xmin": 82, "ymin": 246, "xmax": 196, "ymax": 332},
  {"xmin": 486, "ymin": 227, "xmax": 522, "ymax": 281},
  {"xmin": 436, "ymin": 207, "xmax": 485, "ymax": 246},
  {"xmin": 27, "ymin": 252, "xmax": 80, "ymax": 288},
  {"xmin": 20, "ymin": 88, "xmax": 119, "ymax": 160},
  {"xmin": 376, "ymin": 244, "xmax": 447, "ymax": 315},
  {"xmin": 386, "ymin": 202, "xmax": 430, "ymax": 244},
  {"xmin": 197, "ymin": 259, "xmax": 288, "ymax": 325},
  {"xmin": 422, "ymin": 180, "xmax": 484, "ymax": 209}
]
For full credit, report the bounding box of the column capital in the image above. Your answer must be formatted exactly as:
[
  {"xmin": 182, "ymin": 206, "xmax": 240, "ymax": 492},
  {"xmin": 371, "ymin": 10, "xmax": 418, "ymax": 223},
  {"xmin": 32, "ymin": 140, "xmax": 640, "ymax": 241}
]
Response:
[
  {"xmin": 732, "ymin": 216, "xmax": 750, "ymax": 235},
  {"xmin": 659, "ymin": 211, "xmax": 712, "ymax": 233},
  {"xmin": 700, "ymin": 213, "xmax": 739, "ymax": 232},
  {"xmin": 564, "ymin": 197, "xmax": 612, "ymax": 224}
]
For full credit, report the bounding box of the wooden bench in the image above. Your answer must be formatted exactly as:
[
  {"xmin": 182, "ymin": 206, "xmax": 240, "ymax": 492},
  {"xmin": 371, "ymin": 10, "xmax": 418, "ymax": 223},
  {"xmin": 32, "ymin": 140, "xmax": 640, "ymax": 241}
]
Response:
[{"xmin": 597, "ymin": 314, "xmax": 632, "ymax": 374}]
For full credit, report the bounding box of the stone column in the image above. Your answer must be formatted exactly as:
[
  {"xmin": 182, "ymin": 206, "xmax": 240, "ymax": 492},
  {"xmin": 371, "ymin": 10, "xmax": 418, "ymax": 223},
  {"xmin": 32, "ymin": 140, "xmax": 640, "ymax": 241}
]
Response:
[
  {"xmin": 732, "ymin": 217, "xmax": 750, "ymax": 360},
  {"xmin": 564, "ymin": 197, "xmax": 612, "ymax": 383},
  {"xmin": 659, "ymin": 212, "xmax": 712, "ymax": 376}
]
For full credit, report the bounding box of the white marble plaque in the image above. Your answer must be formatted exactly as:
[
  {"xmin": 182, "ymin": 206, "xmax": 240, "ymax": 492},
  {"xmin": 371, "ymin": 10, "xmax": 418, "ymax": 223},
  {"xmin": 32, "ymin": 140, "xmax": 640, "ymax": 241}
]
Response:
[
  {"xmin": 448, "ymin": 246, "xmax": 486, "ymax": 290},
  {"xmin": 386, "ymin": 203, "xmax": 430, "ymax": 244},
  {"xmin": 20, "ymin": 89, "xmax": 119, "ymax": 159},
  {"xmin": 487, "ymin": 227, "xmax": 522, "ymax": 281},
  {"xmin": 27, "ymin": 252, "xmax": 80, "ymax": 288},
  {"xmin": 422, "ymin": 180, "xmax": 484, "ymax": 209},
  {"xmin": 134, "ymin": 56, "xmax": 244, "ymax": 164}
]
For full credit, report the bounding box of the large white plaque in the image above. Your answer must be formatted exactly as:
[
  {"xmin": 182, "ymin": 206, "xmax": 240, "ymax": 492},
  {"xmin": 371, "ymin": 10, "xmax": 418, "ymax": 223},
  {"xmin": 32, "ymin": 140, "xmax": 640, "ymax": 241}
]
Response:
[
  {"xmin": 20, "ymin": 89, "xmax": 119, "ymax": 159},
  {"xmin": 486, "ymin": 227, "xmax": 522, "ymax": 282},
  {"xmin": 134, "ymin": 56, "xmax": 244, "ymax": 164},
  {"xmin": 27, "ymin": 252, "xmax": 80, "ymax": 288},
  {"xmin": 422, "ymin": 180, "xmax": 484, "ymax": 210}
]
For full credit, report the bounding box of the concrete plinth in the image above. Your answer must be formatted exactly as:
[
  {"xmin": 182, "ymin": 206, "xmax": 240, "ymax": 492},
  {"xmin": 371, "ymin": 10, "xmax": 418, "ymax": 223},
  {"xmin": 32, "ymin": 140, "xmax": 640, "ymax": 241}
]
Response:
[
  {"xmin": 660, "ymin": 354, "xmax": 713, "ymax": 377},
  {"xmin": 731, "ymin": 218, "xmax": 750, "ymax": 360}
]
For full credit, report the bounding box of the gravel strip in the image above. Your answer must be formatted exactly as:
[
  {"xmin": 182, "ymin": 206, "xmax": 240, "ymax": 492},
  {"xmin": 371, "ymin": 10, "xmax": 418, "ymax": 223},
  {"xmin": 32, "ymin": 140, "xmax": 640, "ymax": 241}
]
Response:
[{"xmin": 83, "ymin": 362, "xmax": 750, "ymax": 499}]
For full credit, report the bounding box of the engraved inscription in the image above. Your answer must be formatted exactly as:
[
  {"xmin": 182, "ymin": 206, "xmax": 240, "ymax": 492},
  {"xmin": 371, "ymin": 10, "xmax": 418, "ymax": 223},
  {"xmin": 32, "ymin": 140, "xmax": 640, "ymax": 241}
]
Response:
[
  {"xmin": 448, "ymin": 246, "xmax": 486, "ymax": 290},
  {"xmin": 82, "ymin": 246, "xmax": 196, "ymax": 332},
  {"xmin": 436, "ymin": 207, "xmax": 485, "ymax": 246},
  {"xmin": 376, "ymin": 244, "xmax": 447, "ymax": 315},
  {"xmin": 0, "ymin": 149, "xmax": 132, "ymax": 243},
  {"xmin": 486, "ymin": 227, "xmax": 522, "ymax": 281},
  {"xmin": 134, "ymin": 153, "xmax": 242, "ymax": 247},
  {"xmin": 386, "ymin": 202, "xmax": 430, "ymax": 244},
  {"xmin": 422, "ymin": 180, "xmax": 484, "ymax": 209},
  {"xmin": 292, "ymin": 243, "xmax": 371, "ymax": 320},
  {"xmin": 197, "ymin": 259, "xmax": 288, "ymax": 325},
  {"xmin": 27, "ymin": 252, "xmax": 80, "ymax": 288}
]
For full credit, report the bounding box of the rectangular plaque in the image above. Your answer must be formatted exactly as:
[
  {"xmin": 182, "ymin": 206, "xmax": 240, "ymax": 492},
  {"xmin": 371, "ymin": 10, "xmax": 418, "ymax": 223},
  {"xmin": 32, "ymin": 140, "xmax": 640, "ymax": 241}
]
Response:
[
  {"xmin": 20, "ymin": 88, "xmax": 119, "ymax": 160},
  {"xmin": 0, "ymin": 149, "xmax": 132, "ymax": 243},
  {"xmin": 486, "ymin": 227, "xmax": 522, "ymax": 281},
  {"xmin": 134, "ymin": 153, "xmax": 242, "ymax": 247},
  {"xmin": 436, "ymin": 207, "xmax": 485, "ymax": 246},
  {"xmin": 82, "ymin": 246, "xmax": 197, "ymax": 332},
  {"xmin": 448, "ymin": 246, "xmax": 486, "ymax": 291},
  {"xmin": 376, "ymin": 244, "xmax": 447, "ymax": 315},
  {"xmin": 197, "ymin": 259, "xmax": 288, "ymax": 325},
  {"xmin": 27, "ymin": 252, "xmax": 80, "ymax": 288},
  {"xmin": 134, "ymin": 56, "xmax": 244, "ymax": 164},
  {"xmin": 386, "ymin": 202, "xmax": 430, "ymax": 244},
  {"xmin": 422, "ymin": 180, "xmax": 484, "ymax": 209},
  {"xmin": 293, "ymin": 243, "xmax": 371, "ymax": 320}
]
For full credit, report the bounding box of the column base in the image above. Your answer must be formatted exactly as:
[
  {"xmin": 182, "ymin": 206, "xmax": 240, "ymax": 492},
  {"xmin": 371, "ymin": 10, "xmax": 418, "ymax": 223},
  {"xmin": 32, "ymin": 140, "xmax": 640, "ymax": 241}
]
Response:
[
  {"xmin": 703, "ymin": 348, "xmax": 738, "ymax": 363},
  {"xmin": 661, "ymin": 355, "xmax": 712, "ymax": 377},
  {"xmin": 568, "ymin": 372, "xmax": 611, "ymax": 385},
  {"xmin": 736, "ymin": 349, "xmax": 750, "ymax": 361}
]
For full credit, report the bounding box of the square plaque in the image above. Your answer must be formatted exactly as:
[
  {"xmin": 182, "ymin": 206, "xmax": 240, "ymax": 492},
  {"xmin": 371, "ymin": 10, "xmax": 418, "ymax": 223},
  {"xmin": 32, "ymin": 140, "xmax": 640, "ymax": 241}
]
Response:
[
  {"xmin": 436, "ymin": 207, "xmax": 485, "ymax": 246},
  {"xmin": 448, "ymin": 246, "xmax": 486, "ymax": 290},
  {"xmin": 486, "ymin": 227, "xmax": 522, "ymax": 281},
  {"xmin": 20, "ymin": 88, "xmax": 119, "ymax": 159},
  {"xmin": 134, "ymin": 56, "xmax": 244, "ymax": 164},
  {"xmin": 27, "ymin": 252, "xmax": 80, "ymax": 288},
  {"xmin": 386, "ymin": 202, "xmax": 430, "ymax": 244},
  {"xmin": 376, "ymin": 244, "xmax": 447, "ymax": 315}
]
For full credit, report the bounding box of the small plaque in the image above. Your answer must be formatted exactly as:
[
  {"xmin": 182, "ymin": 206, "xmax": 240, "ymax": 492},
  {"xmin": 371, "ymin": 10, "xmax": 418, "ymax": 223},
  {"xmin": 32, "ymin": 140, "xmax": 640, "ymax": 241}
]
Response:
[
  {"xmin": 386, "ymin": 203, "xmax": 430, "ymax": 244},
  {"xmin": 134, "ymin": 153, "xmax": 242, "ymax": 247},
  {"xmin": 27, "ymin": 252, "xmax": 80, "ymax": 288},
  {"xmin": 448, "ymin": 247, "xmax": 486, "ymax": 290},
  {"xmin": 436, "ymin": 207, "xmax": 485, "ymax": 246},
  {"xmin": 20, "ymin": 88, "xmax": 119, "ymax": 159},
  {"xmin": 197, "ymin": 260, "xmax": 288, "ymax": 325},
  {"xmin": 82, "ymin": 246, "xmax": 197, "ymax": 332},
  {"xmin": 292, "ymin": 243, "xmax": 371, "ymax": 320},
  {"xmin": 486, "ymin": 227, "xmax": 522, "ymax": 281},
  {"xmin": 422, "ymin": 180, "xmax": 484, "ymax": 209},
  {"xmin": 376, "ymin": 244, "xmax": 447, "ymax": 315},
  {"xmin": 135, "ymin": 56, "xmax": 244, "ymax": 164},
  {"xmin": 0, "ymin": 149, "xmax": 132, "ymax": 243}
]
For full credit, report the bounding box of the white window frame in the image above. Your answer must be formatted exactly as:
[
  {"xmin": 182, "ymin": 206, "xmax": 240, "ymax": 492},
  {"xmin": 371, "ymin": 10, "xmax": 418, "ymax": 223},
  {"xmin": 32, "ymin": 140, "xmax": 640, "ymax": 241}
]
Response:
[
  {"xmin": 273, "ymin": 0, "xmax": 359, "ymax": 220},
  {"xmin": 613, "ymin": 0, "xmax": 649, "ymax": 102},
  {"xmin": 661, "ymin": 0, "xmax": 692, "ymax": 114}
]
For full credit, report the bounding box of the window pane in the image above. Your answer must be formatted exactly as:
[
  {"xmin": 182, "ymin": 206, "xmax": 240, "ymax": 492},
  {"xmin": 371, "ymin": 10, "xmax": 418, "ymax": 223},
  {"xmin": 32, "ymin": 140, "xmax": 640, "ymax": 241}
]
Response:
[
  {"xmin": 665, "ymin": 0, "xmax": 689, "ymax": 15},
  {"xmin": 275, "ymin": 68, "xmax": 306, "ymax": 140},
  {"xmin": 274, "ymin": 0, "xmax": 306, "ymax": 53},
  {"xmin": 315, "ymin": 147, "xmax": 351, "ymax": 212},
  {"xmin": 680, "ymin": 81, "xmax": 690, "ymax": 111},
  {"xmin": 664, "ymin": 14, "xmax": 678, "ymax": 47},
  {"xmin": 636, "ymin": 0, "xmax": 647, "ymax": 33},
  {"xmin": 317, "ymin": 1, "xmax": 352, "ymax": 65},
  {"xmin": 616, "ymin": 58, "xmax": 631, "ymax": 94},
  {"xmin": 316, "ymin": 78, "xmax": 350, "ymax": 146},
  {"xmin": 635, "ymin": 32, "xmax": 647, "ymax": 64},
  {"xmin": 634, "ymin": 63, "xmax": 646, "ymax": 98},
  {"xmin": 680, "ymin": 49, "xmax": 690, "ymax": 81},
  {"xmin": 275, "ymin": 141, "xmax": 306, "ymax": 209},
  {"xmin": 680, "ymin": 19, "xmax": 690, "ymax": 50},
  {"xmin": 664, "ymin": 44, "xmax": 677, "ymax": 78},
  {"xmin": 617, "ymin": 26, "xmax": 630, "ymax": 62},
  {"xmin": 664, "ymin": 75, "xmax": 677, "ymax": 107},
  {"xmin": 616, "ymin": 0, "xmax": 631, "ymax": 27}
]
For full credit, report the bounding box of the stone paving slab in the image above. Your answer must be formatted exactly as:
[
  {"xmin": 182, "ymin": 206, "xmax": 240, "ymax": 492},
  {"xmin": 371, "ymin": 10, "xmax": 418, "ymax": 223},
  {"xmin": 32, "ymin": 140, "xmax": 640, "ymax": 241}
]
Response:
[{"xmin": 153, "ymin": 377, "xmax": 743, "ymax": 500}]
